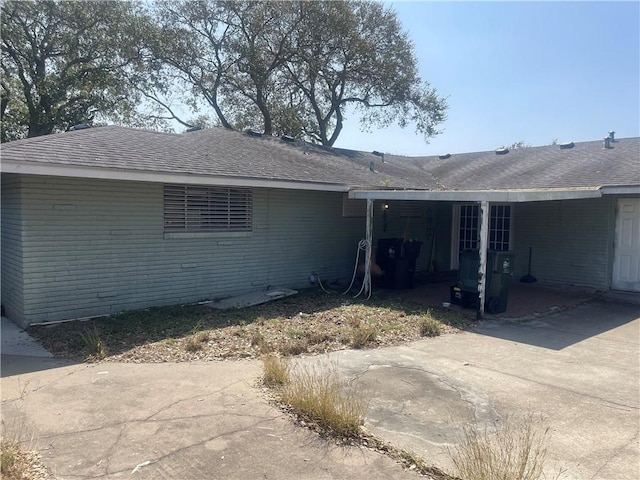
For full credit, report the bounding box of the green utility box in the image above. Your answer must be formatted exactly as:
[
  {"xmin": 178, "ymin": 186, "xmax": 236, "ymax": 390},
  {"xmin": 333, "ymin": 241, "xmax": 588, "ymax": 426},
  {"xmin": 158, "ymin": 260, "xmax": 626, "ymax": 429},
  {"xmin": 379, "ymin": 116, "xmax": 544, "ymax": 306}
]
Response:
[{"xmin": 452, "ymin": 250, "xmax": 515, "ymax": 314}]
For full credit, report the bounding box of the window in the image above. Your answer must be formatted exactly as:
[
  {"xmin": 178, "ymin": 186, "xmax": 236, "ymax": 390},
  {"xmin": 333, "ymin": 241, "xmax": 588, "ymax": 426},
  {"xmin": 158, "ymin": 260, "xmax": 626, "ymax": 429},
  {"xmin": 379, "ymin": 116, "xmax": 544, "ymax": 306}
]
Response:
[
  {"xmin": 489, "ymin": 204, "xmax": 511, "ymax": 251},
  {"xmin": 451, "ymin": 203, "xmax": 513, "ymax": 268},
  {"xmin": 164, "ymin": 184, "xmax": 252, "ymax": 232},
  {"xmin": 459, "ymin": 204, "xmax": 479, "ymax": 251}
]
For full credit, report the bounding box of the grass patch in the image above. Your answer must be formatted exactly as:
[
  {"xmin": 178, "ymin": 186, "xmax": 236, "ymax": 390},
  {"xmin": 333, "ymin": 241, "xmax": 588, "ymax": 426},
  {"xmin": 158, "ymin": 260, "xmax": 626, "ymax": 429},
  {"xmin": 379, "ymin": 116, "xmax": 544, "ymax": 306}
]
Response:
[
  {"xmin": 419, "ymin": 314, "xmax": 441, "ymax": 337},
  {"xmin": 1, "ymin": 439, "xmax": 27, "ymax": 480},
  {"xmin": 281, "ymin": 340, "xmax": 309, "ymax": 356},
  {"xmin": 1, "ymin": 418, "xmax": 53, "ymax": 480},
  {"xmin": 79, "ymin": 325, "xmax": 107, "ymax": 362},
  {"xmin": 262, "ymin": 355, "xmax": 290, "ymax": 388},
  {"xmin": 280, "ymin": 364, "xmax": 365, "ymax": 438},
  {"xmin": 184, "ymin": 330, "xmax": 210, "ymax": 352},
  {"xmin": 449, "ymin": 415, "xmax": 554, "ymax": 480},
  {"xmin": 351, "ymin": 326, "xmax": 377, "ymax": 349}
]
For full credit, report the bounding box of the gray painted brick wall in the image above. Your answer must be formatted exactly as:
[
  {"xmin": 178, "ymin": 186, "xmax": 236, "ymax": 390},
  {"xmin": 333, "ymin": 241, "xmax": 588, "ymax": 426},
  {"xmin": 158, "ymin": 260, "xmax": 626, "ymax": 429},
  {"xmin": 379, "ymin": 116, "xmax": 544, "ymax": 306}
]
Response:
[
  {"xmin": 8, "ymin": 175, "xmax": 366, "ymax": 325},
  {"xmin": 1, "ymin": 174, "xmax": 24, "ymax": 321}
]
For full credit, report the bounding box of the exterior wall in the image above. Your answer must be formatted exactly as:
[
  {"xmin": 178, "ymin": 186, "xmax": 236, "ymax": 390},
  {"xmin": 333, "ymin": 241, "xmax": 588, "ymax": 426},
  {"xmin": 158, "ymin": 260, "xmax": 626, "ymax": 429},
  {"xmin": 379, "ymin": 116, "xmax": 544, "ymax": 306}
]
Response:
[
  {"xmin": 8, "ymin": 175, "xmax": 366, "ymax": 326},
  {"xmin": 432, "ymin": 202, "xmax": 453, "ymax": 272},
  {"xmin": 1, "ymin": 174, "xmax": 25, "ymax": 322},
  {"xmin": 512, "ymin": 197, "xmax": 615, "ymax": 290}
]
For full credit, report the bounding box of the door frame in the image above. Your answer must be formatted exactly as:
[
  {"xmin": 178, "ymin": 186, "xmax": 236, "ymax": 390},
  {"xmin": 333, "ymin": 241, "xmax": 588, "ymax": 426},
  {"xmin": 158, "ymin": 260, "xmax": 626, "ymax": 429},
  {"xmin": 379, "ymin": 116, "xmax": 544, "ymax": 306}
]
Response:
[{"xmin": 612, "ymin": 197, "xmax": 640, "ymax": 292}]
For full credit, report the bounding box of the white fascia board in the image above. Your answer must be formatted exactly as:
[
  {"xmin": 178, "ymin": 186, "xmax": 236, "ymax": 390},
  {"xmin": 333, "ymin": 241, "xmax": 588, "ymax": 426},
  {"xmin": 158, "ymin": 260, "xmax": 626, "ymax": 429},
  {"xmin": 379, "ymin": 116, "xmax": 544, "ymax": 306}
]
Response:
[
  {"xmin": 600, "ymin": 185, "xmax": 640, "ymax": 195},
  {"xmin": 349, "ymin": 188, "xmax": 603, "ymax": 202},
  {"xmin": 1, "ymin": 161, "xmax": 349, "ymax": 192}
]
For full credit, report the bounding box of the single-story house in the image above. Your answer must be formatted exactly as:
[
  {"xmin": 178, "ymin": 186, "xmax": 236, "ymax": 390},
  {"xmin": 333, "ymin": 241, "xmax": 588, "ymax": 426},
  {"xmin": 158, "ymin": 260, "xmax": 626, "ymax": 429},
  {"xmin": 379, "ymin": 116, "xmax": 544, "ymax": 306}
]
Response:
[{"xmin": 1, "ymin": 126, "xmax": 638, "ymax": 326}]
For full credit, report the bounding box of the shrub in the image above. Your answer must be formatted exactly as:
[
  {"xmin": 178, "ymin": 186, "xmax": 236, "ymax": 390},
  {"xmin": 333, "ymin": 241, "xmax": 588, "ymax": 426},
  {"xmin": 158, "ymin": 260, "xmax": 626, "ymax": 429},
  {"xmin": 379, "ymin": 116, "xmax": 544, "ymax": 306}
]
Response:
[
  {"xmin": 262, "ymin": 355, "xmax": 290, "ymax": 388},
  {"xmin": 419, "ymin": 316, "xmax": 441, "ymax": 337},
  {"xmin": 449, "ymin": 415, "xmax": 552, "ymax": 480},
  {"xmin": 280, "ymin": 365, "xmax": 365, "ymax": 438}
]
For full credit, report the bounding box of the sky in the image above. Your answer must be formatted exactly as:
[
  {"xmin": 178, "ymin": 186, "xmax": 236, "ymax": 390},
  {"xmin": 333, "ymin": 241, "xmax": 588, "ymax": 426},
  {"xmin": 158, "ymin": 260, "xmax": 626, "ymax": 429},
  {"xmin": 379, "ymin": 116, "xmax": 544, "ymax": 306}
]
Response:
[{"xmin": 332, "ymin": 1, "xmax": 640, "ymax": 156}]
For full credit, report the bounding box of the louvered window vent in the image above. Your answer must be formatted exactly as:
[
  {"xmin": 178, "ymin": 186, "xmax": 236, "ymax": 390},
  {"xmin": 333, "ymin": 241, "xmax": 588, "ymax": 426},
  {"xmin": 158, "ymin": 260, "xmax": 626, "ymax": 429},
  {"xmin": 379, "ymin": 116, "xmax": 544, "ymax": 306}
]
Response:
[{"xmin": 164, "ymin": 184, "xmax": 252, "ymax": 232}]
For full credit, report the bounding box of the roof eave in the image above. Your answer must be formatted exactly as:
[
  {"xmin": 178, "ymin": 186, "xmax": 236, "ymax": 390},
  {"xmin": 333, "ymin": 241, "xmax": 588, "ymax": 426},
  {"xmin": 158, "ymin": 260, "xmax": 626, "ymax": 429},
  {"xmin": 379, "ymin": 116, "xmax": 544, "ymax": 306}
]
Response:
[
  {"xmin": 0, "ymin": 160, "xmax": 350, "ymax": 193},
  {"xmin": 349, "ymin": 188, "xmax": 604, "ymax": 203},
  {"xmin": 600, "ymin": 185, "xmax": 640, "ymax": 195}
]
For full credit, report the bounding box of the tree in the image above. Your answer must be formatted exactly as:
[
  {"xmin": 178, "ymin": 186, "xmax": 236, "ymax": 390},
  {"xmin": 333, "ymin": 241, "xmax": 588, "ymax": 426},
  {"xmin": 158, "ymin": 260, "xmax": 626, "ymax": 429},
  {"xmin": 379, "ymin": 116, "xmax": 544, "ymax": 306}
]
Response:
[
  {"xmin": 1, "ymin": 0, "xmax": 156, "ymax": 142},
  {"xmin": 286, "ymin": 1, "xmax": 446, "ymax": 145},
  {"xmin": 148, "ymin": 0, "xmax": 447, "ymax": 146},
  {"xmin": 507, "ymin": 140, "xmax": 531, "ymax": 150}
]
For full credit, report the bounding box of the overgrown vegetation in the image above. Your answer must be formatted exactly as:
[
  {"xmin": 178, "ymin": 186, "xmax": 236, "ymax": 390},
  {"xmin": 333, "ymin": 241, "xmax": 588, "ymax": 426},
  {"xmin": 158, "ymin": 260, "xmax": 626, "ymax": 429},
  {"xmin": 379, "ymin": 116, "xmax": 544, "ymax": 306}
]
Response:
[
  {"xmin": 262, "ymin": 355, "xmax": 290, "ymax": 388},
  {"xmin": 79, "ymin": 325, "xmax": 107, "ymax": 362},
  {"xmin": 279, "ymin": 363, "xmax": 365, "ymax": 438},
  {"xmin": 29, "ymin": 290, "xmax": 472, "ymax": 363},
  {"xmin": 449, "ymin": 415, "xmax": 556, "ymax": 480},
  {"xmin": 1, "ymin": 420, "xmax": 54, "ymax": 480},
  {"xmin": 419, "ymin": 314, "xmax": 441, "ymax": 337},
  {"xmin": 1, "ymin": 439, "xmax": 27, "ymax": 480},
  {"xmin": 351, "ymin": 326, "xmax": 378, "ymax": 349},
  {"xmin": 261, "ymin": 356, "xmax": 456, "ymax": 480}
]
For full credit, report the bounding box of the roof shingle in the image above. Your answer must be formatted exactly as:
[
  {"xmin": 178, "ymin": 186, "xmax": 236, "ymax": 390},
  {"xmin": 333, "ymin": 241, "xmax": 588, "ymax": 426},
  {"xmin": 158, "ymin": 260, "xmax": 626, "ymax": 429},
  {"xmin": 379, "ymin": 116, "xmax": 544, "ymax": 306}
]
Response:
[{"xmin": 2, "ymin": 126, "xmax": 638, "ymax": 191}]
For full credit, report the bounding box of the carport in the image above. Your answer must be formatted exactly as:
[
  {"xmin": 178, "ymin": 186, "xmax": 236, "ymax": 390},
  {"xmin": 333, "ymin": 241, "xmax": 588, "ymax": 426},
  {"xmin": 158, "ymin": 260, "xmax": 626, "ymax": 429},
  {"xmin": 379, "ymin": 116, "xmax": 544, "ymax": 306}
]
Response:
[{"xmin": 349, "ymin": 187, "xmax": 608, "ymax": 316}]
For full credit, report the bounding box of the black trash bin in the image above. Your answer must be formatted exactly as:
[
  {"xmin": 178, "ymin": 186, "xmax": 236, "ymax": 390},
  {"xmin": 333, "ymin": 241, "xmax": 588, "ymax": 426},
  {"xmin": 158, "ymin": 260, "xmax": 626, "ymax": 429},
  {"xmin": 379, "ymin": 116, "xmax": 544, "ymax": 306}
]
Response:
[{"xmin": 376, "ymin": 238, "xmax": 422, "ymax": 289}]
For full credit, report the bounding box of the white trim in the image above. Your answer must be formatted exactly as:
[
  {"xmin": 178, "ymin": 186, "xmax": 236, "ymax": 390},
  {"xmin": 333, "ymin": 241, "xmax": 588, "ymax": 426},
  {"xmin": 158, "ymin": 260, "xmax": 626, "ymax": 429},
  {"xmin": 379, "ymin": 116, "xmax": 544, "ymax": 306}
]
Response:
[
  {"xmin": 1, "ymin": 161, "xmax": 350, "ymax": 192},
  {"xmin": 350, "ymin": 188, "xmax": 602, "ymax": 202}
]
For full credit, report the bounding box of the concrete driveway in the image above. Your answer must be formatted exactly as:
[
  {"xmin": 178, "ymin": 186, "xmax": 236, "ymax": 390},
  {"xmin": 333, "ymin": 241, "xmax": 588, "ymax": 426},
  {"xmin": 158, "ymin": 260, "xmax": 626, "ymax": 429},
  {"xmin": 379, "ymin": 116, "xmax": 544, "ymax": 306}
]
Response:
[
  {"xmin": 1, "ymin": 298, "xmax": 638, "ymax": 479},
  {"xmin": 1, "ymin": 358, "xmax": 421, "ymax": 480},
  {"xmin": 294, "ymin": 298, "xmax": 640, "ymax": 480}
]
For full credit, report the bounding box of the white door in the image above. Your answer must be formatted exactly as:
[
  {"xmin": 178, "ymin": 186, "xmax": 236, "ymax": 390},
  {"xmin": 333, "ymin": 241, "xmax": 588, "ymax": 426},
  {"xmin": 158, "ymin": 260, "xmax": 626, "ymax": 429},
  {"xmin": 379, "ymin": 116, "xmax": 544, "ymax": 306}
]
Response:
[{"xmin": 612, "ymin": 198, "xmax": 640, "ymax": 292}]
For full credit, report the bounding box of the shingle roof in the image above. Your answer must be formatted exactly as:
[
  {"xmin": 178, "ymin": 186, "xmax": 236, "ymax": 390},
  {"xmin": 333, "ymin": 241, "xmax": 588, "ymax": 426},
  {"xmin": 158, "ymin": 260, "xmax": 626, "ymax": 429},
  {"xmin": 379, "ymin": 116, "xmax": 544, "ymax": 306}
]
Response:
[
  {"xmin": 2, "ymin": 125, "xmax": 638, "ymax": 191},
  {"xmin": 390, "ymin": 138, "xmax": 640, "ymax": 190},
  {"xmin": 0, "ymin": 125, "xmax": 438, "ymax": 189}
]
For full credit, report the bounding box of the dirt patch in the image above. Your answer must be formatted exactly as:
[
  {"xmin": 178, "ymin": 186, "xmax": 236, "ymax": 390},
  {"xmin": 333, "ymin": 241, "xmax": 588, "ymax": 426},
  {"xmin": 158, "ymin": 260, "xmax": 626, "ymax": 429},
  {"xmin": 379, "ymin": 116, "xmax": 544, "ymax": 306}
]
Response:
[{"xmin": 29, "ymin": 289, "xmax": 473, "ymax": 363}]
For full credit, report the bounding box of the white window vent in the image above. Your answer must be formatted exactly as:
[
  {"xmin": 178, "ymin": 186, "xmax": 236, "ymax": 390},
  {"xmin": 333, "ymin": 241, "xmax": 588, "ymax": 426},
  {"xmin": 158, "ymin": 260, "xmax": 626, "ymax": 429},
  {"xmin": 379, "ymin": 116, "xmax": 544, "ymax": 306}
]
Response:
[{"xmin": 164, "ymin": 184, "xmax": 252, "ymax": 232}]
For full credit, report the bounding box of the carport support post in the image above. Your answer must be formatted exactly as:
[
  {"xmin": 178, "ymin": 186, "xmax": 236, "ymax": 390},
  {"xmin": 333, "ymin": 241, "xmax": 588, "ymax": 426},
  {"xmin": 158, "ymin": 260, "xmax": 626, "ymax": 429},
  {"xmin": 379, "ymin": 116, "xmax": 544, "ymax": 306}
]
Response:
[
  {"xmin": 477, "ymin": 200, "xmax": 489, "ymax": 319},
  {"xmin": 364, "ymin": 198, "xmax": 374, "ymax": 297}
]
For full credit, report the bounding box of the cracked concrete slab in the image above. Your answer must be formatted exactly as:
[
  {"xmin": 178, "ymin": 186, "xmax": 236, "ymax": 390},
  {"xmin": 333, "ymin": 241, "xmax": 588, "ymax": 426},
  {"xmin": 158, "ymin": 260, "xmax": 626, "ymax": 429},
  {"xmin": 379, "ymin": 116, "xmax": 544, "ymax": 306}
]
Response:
[
  {"xmin": 294, "ymin": 299, "xmax": 640, "ymax": 480},
  {"xmin": 1, "ymin": 359, "xmax": 421, "ymax": 480}
]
